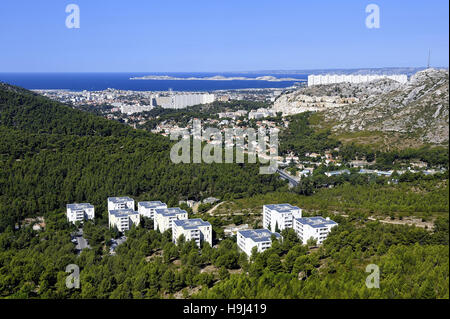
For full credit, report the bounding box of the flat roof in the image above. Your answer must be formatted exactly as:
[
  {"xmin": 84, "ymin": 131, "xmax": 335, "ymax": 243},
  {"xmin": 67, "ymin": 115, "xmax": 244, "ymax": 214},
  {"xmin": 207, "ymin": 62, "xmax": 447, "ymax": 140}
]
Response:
[
  {"xmin": 238, "ymin": 229, "xmax": 281, "ymax": 242},
  {"xmin": 295, "ymin": 217, "xmax": 337, "ymax": 228},
  {"xmin": 67, "ymin": 203, "xmax": 93, "ymax": 210},
  {"xmin": 108, "ymin": 196, "xmax": 134, "ymax": 203},
  {"xmin": 359, "ymin": 169, "xmax": 376, "ymax": 174},
  {"xmin": 173, "ymin": 218, "xmax": 211, "ymax": 229},
  {"xmin": 203, "ymin": 197, "xmax": 220, "ymax": 203},
  {"xmin": 138, "ymin": 201, "xmax": 167, "ymax": 208},
  {"xmin": 264, "ymin": 203, "xmax": 300, "ymax": 213},
  {"xmin": 109, "ymin": 209, "xmax": 139, "ymax": 217},
  {"xmin": 326, "ymin": 169, "xmax": 350, "ymax": 175},
  {"xmin": 377, "ymin": 171, "xmax": 393, "ymax": 175},
  {"xmin": 154, "ymin": 207, "xmax": 187, "ymax": 217}
]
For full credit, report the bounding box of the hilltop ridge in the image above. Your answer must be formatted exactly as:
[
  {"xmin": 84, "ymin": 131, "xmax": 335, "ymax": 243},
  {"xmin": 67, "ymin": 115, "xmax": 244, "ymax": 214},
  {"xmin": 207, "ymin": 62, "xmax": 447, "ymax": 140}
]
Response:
[
  {"xmin": 274, "ymin": 69, "xmax": 449, "ymax": 146},
  {"xmin": 322, "ymin": 68, "xmax": 449, "ymax": 145}
]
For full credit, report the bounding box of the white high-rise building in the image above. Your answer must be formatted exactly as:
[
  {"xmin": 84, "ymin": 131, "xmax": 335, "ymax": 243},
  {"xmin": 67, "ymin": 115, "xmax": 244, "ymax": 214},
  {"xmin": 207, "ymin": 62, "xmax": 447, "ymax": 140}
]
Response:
[
  {"xmin": 137, "ymin": 201, "xmax": 167, "ymax": 219},
  {"xmin": 172, "ymin": 218, "xmax": 212, "ymax": 247},
  {"xmin": 237, "ymin": 229, "xmax": 281, "ymax": 256},
  {"xmin": 248, "ymin": 108, "xmax": 276, "ymax": 120},
  {"xmin": 263, "ymin": 204, "xmax": 302, "ymax": 233},
  {"xmin": 157, "ymin": 93, "xmax": 215, "ymax": 109},
  {"xmin": 120, "ymin": 104, "xmax": 154, "ymax": 115},
  {"xmin": 154, "ymin": 207, "xmax": 188, "ymax": 233},
  {"xmin": 66, "ymin": 203, "xmax": 95, "ymax": 224},
  {"xmin": 307, "ymin": 74, "xmax": 408, "ymax": 87},
  {"xmin": 109, "ymin": 209, "xmax": 140, "ymax": 232},
  {"xmin": 107, "ymin": 197, "xmax": 135, "ymax": 212},
  {"xmin": 293, "ymin": 216, "xmax": 337, "ymax": 245}
]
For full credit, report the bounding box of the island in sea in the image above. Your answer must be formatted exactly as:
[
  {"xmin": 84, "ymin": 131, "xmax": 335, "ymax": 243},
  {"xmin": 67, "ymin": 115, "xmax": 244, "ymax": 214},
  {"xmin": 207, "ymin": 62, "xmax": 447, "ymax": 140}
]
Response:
[{"xmin": 130, "ymin": 74, "xmax": 305, "ymax": 82}]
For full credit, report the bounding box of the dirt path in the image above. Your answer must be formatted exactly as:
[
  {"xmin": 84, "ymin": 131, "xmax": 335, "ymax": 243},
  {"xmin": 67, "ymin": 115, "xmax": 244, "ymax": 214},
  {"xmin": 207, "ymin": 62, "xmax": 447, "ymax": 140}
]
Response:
[
  {"xmin": 367, "ymin": 216, "xmax": 434, "ymax": 229},
  {"xmin": 206, "ymin": 201, "xmax": 227, "ymax": 215},
  {"xmin": 329, "ymin": 210, "xmax": 434, "ymax": 230}
]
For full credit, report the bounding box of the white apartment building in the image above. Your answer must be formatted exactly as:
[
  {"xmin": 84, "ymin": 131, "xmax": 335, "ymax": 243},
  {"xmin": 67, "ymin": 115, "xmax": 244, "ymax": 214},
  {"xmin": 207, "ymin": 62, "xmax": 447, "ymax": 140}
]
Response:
[
  {"xmin": 248, "ymin": 108, "xmax": 276, "ymax": 119},
  {"xmin": 120, "ymin": 104, "xmax": 154, "ymax": 115},
  {"xmin": 307, "ymin": 74, "xmax": 408, "ymax": 87},
  {"xmin": 154, "ymin": 207, "xmax": 188, "ymax": 233},
  {"xmin": 137, "ymin": 201, "xmax": 167, "ymax": 219},
  {"xmin": 156, "ymin": 93, "xmax": 215, "ymax": 109},
  {"xmin": 108, "ymin": 209, "xmax": 140, "ymax": 232},
  {"xmin": 293, "ymin": 216, "xmax": 338, "ymax": 245},
  {"xmin": 107, "ymin": 197, "xmax": 135, "ymax": 212},
  {"xmin": 237, "ymin": 229, "xmax": 282, "ymax": 256},
  {"xmin": 218, "ymin": 110, "xmax": 248, "ymax": 119},
  {"xmin": 324, "ymin": 169, "xmax": 350, "ymax": 177},
  {"xmin": 172, "ymin": 218, "xmax": 212, "ymax": 247},
  {"xmin": 263, "ymin": 204, "xmax": 302, "ymax": 233},
  {"xmin": 66, "ymin": 203, "xmax": 95, "ymax": 224}
]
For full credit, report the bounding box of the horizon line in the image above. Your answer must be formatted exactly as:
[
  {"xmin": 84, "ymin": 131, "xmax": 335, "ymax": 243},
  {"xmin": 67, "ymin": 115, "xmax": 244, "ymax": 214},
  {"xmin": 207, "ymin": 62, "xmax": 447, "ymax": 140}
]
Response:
[{"xmin": 1, "ymin": 66, "xmax": 448, "ymax": 74}]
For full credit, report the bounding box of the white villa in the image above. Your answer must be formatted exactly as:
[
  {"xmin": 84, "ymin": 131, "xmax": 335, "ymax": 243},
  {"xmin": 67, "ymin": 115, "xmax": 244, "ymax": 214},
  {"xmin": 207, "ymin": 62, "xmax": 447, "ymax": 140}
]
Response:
[
  {"xmin": 172, "ymin": 218, "xmax": 212, "ymax": 247},
  {"xmin": 66, "ymin": 203, "xmax": 95, "ymax": 224},
  {"xmin": 263, "ymin": 204, "xmax": 302, "ymax": 232},
  {"xmin": 107, "ymin": 196, "xmax": 135, "ymax": 212},
  {"xmin": 237, "ymin": 229, "xmax": 281, "ymax": 256},
  {"xmin": 154, "ymin": 207, "xmax": 188, "ymax": 233},
  {"xmin": 294, "ymin": 216, "xmax": 338, "ymax": 245},
  {"xmin": 138, "ymin": 201, "xmax": 167, "ymax": 219},
  {"xmin": 109, "ymin": 209, "xmax": 140, "ymax": 232}
]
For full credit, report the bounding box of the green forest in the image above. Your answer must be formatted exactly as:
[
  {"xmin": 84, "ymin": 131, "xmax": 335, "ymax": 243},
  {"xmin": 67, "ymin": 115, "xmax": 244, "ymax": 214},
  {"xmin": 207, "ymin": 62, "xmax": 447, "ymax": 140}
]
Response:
[
  {"xmin": 280, "ymin": 112, "xmax": 340, "ymax": 156},
  {"xmin": 280, "ymin": 112, "xmax": 448, "ymax": 168},
  {"xmin": 0, "ymin": 84, "xmax": 284, "ymax": 232},
  {"xmin": 211, "ymin": 179, "xmax": 449, "ymax": 220},
  {"xmin": 0, "ymin": 83, "xmax": 448, "ymax": 299},
  {"xmin": 0, "ymin": 212, "xmax": 447, "ymax": 298}
]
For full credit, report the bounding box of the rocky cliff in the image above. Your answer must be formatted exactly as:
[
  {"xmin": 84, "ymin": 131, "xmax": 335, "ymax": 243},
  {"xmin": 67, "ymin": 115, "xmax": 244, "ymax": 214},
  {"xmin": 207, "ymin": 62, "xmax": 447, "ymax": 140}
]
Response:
[{"xmin": 274, "ymin": 69, "xmax": 449, "ymax": 145}]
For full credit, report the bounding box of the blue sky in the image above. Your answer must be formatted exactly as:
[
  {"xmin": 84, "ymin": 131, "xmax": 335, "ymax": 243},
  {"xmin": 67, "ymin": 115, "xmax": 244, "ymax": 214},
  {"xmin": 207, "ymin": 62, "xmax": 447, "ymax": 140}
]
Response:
[{"xmin": 0, "ymin": 0, "xmax": 448, "ymax": 72}]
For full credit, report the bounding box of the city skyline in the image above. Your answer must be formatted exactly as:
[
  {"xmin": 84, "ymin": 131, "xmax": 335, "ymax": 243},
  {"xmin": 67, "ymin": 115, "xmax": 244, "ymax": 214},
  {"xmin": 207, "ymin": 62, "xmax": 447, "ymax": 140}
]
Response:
[{"xmin": 0, "ymin": 0, "xmax": 448, "ymax": 72}]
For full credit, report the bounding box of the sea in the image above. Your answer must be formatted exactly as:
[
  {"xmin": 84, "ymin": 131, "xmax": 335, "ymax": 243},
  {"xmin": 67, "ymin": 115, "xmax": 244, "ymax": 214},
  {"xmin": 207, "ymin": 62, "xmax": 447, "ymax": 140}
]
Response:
[{"xmin": 0, "ymin": 72, "xmax": 308, "ymax": 92}]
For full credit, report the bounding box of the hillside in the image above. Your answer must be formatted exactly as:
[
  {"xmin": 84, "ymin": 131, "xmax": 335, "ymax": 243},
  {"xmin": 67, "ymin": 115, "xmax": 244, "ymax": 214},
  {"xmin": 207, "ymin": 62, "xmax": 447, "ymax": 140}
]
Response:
[
  {"xmin": 0, "ymin": 84, "xmax": 448, "ymax": 300},
  {"xmin": 323, "ymin": 69, "xmax": 449, "ymax": 145},
  {"xmin": 0, "ymin": 83, "xmax": 285, "ymax": 231},
  {"xmin": 0, "ymin": 82, "xmax": 146, "ymax": 138},
  {"xmin": 274, "ymin": 69, "xmax": 449, "ymax": 147}
]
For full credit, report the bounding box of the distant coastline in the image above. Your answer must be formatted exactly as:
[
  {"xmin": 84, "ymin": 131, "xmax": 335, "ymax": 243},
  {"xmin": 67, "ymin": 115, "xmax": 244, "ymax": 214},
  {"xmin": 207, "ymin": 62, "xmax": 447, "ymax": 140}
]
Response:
[
  {"xmin": 130, "ymin": 75, "xmax": 306, "ymax": 82},
  {"xmin": 0, "ymin": 72, "xmax": 305, "ymax": 91}
]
